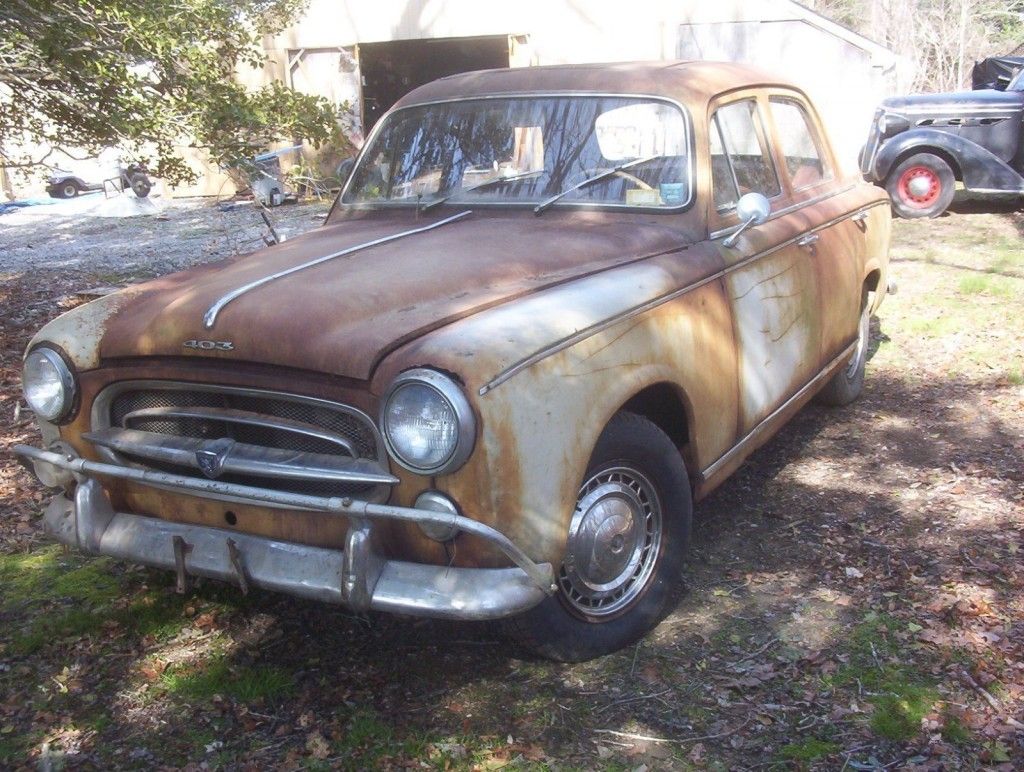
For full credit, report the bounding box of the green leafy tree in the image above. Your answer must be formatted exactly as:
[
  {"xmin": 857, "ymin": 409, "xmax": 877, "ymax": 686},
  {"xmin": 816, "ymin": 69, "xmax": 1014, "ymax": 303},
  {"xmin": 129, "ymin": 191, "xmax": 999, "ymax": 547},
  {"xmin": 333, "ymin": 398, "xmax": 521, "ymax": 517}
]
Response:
[{"xmin": 0, "ymin": 0, "xmax": 339, "ymax": 183}]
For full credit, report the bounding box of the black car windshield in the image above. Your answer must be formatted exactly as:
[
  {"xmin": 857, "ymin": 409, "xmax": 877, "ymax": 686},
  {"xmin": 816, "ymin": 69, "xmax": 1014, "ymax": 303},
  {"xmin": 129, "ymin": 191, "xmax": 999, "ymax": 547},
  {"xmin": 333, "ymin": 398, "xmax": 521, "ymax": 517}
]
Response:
[
  {"xmin": 1009, "ymin": 69, "xmax": 1024, "ymax": 91},
  {"xmin": 342, "ymin": 96, "xmax": 691, "ymax": 210}
]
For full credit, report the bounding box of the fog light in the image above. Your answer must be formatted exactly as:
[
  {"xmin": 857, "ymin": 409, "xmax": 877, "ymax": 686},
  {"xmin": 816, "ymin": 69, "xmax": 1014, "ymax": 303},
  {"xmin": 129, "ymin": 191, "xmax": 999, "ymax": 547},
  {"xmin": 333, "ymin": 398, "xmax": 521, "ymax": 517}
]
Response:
[{"xmin": 414, "ymin": 490, "xmax": 461, "ymax": 542}]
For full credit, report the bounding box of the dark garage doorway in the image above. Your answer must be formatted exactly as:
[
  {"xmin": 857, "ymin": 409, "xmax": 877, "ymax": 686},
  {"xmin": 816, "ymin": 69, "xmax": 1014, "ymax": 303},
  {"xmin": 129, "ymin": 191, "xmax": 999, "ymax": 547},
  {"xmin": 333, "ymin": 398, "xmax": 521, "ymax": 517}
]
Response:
[{"xmin": 359, "ymin": 36, "xmax": 510, "ymax": 131}]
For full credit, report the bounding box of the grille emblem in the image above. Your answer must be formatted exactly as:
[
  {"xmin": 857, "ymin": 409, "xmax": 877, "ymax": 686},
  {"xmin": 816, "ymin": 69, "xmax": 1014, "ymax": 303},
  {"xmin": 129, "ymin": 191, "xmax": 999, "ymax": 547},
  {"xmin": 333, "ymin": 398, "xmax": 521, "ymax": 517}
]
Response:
[{"xmin": 195, "ymin": 438, "xmax": 235, "ymax": 478}]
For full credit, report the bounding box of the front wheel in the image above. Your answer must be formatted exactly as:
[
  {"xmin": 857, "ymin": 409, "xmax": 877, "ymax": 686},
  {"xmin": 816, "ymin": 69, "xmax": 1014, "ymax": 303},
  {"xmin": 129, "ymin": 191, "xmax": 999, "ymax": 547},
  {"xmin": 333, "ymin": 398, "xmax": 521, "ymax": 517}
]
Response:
[
  {"xmin": 503, "ymin": 412, "xmax": 691, "ymax": 661},
  {"xmin": 885, "ymin": 153, "xmax": 955, "ymax": 219},
  {"xmin": 130, "ymin": 174, "xmax": 151, "ymax": 198}
]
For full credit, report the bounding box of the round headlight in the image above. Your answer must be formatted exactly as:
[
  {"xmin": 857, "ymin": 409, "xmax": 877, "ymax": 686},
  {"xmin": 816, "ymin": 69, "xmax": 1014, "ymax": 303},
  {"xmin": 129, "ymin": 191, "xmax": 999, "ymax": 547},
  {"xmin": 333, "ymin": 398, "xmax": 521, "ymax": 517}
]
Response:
[
  {"xmin": 22, "ymin": 347, "xmax": 76, "ymax": 422},
  {"xmin": 381, "ymin": 369, "xmax": 475, "ymax": 475}
]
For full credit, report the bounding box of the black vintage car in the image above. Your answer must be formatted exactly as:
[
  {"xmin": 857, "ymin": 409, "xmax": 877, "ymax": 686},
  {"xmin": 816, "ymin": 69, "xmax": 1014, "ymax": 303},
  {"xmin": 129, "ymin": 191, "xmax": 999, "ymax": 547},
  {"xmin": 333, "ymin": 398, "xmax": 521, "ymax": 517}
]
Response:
[{"xmin": 861, "ymin": 68, "xmax": 1024, "ymax": 218}]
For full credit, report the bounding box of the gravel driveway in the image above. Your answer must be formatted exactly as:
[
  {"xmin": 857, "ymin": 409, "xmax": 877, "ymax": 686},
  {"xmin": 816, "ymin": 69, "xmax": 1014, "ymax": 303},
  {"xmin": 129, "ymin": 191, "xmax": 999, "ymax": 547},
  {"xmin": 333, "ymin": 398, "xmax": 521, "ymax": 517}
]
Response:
[{"xmin": 0, "ymin": 194, "xmax": 332, "ymax": 280}]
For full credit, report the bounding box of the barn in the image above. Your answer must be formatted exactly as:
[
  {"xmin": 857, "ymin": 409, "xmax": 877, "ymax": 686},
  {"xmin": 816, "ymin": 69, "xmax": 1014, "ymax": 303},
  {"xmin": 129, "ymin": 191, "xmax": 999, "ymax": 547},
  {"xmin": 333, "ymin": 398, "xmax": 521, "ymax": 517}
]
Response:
[{"xmin": 248, "ymin": 0, "xmax": 908, "ymax": 183}]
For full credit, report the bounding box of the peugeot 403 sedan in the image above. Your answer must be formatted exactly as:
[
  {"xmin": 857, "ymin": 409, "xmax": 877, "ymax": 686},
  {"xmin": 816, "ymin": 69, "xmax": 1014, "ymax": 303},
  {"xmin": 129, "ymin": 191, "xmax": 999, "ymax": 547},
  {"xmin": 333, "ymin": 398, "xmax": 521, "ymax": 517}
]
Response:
[{"xmin": 17, "ymin": 62, "xmax": 891, "ymax": 661}]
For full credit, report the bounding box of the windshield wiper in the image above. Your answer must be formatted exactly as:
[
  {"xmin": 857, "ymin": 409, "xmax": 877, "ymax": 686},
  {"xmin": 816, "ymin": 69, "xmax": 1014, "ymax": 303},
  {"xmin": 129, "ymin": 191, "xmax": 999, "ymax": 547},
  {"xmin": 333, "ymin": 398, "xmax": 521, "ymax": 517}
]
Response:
[
  {"xmin": 533, "ymin": 155, "xmax": 664, "ymax": 215},
  {"xmin": 419, "ymin": 170, "xmax": 543, "ymax": 213}
]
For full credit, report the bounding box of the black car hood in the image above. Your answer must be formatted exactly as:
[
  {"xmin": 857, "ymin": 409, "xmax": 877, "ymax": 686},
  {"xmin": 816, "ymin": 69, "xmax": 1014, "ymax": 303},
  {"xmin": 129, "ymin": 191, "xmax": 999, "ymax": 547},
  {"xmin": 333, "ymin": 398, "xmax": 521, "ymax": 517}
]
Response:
[{"xmin": 883, "ymin": 88, "xmax": 1024, "ymax": 115}]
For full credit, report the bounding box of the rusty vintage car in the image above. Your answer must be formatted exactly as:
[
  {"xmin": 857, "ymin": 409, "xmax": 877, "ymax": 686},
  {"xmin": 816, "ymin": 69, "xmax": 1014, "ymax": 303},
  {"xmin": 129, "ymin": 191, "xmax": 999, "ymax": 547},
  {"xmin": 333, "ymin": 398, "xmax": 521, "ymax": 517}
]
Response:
[{"xmin": 17, "ymin": 62, "xmax": 891, "ymax": 661}]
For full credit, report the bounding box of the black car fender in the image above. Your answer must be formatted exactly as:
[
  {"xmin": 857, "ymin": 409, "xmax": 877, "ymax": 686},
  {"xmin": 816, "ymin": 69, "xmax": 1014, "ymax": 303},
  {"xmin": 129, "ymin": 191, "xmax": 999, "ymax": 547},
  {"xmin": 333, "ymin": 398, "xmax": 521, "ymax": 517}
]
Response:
[{"xmin": 874, "ymin": 129, "xmax": 1024, "ymax": 193}]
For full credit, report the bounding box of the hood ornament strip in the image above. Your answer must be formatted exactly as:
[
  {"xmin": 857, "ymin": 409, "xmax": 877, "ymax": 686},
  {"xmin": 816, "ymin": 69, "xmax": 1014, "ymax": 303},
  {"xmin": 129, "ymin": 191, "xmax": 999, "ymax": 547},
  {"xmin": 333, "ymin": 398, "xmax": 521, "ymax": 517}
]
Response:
[{"xmin": 203, "ymin": 210, "xmax": 472, "ymax": 329}]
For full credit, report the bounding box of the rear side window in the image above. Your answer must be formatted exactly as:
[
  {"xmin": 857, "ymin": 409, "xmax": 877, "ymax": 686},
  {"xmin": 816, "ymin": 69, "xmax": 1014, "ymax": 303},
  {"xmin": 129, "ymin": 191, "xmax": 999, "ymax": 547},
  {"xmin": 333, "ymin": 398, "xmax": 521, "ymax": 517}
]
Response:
[
  {"xmin": 770, "ymin": 98, "xmax": 831, "ymax": 190},
  {"xmin": 709, "ymin": 100, "xmax": 780, "ymax": 210}
]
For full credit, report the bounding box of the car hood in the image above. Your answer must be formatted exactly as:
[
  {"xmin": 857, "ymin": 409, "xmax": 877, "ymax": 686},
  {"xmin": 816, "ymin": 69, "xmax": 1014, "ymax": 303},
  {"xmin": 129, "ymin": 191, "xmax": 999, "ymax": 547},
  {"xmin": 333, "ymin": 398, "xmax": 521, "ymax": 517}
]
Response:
[
  {"xmin": 883, "ymin": 88, "xmax": 1024, "ymax": 115},
  {"xmin": 99, "ymin": 211, "xmax": 691, "ymax": 381}
]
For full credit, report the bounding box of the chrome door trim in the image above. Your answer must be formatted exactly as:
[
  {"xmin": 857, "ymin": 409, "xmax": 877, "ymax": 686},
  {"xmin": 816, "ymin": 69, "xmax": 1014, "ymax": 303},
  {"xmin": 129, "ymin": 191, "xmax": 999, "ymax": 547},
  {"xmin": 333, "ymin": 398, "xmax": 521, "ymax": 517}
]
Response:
[
  {"xmin": 699, "ymin": 339, "xmax": 858, "ymax": 482},
  {"xmin": 479, "ymin": 198, "xmax": 888, "ymax": 395},
  {"xmin": 708, "ymin": 183, "xmax": 855, "ymax": 240}
]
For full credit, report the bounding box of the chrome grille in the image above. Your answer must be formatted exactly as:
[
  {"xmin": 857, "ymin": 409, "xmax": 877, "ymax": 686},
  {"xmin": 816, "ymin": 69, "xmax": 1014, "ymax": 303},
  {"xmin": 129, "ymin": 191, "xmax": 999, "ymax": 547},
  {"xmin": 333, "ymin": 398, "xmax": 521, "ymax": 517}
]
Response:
[{"xmin": 91, "ymin": 381, "xmax": 392, "ymax": 502}]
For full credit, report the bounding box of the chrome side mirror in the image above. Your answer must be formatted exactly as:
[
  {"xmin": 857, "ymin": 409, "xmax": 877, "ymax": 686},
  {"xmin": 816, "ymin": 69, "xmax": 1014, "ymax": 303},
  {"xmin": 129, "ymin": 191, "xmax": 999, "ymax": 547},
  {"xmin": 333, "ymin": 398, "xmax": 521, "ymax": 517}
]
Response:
[{"xmin": 722, "ymin": 192, "xmax": 771, "ymax": 248}]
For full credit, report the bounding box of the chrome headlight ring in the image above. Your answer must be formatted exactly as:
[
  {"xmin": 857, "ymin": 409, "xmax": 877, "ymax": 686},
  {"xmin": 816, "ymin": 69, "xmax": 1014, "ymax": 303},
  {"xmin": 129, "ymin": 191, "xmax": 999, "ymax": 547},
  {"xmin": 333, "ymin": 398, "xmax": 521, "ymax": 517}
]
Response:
[
  {"xmin": 22, "ymin": 345, "xmax": 78, "ymax": 423},
  {"xmin": 380, "ymin": 368, "xmax": 476, "ymax": 476}
]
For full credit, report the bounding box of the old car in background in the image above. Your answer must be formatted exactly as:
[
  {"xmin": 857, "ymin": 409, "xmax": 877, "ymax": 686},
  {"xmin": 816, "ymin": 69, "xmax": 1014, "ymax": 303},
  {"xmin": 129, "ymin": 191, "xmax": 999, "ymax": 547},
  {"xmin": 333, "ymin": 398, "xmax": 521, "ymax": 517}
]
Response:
[
  {"xmin": 17, "ymin": 62, "xmax": 891, "ymax": 661},
  {"xmin": 861, "ymin": 66, "xmax": 1024, "ymax": 218},
  {"xmin": 47, "ymin": 160, "xmax": 152, "ymax": 199},
  {"xmin": 972, "ymin": 55, "xmax": 1024, "ymax": 91}
]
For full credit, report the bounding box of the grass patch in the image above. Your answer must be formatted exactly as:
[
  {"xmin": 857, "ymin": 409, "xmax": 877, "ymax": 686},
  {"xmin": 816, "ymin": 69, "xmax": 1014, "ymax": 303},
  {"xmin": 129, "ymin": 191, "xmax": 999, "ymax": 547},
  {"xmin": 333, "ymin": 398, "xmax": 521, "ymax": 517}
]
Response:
[
  {"xmin": 10, "ymin": 607, "xmax": 105, "ymax": 655},
  {"xmin": 870, "ymin": 685, "xmax": 938, "ymax": 741},
  {"xmin": 779, "ymin": 737, "xmax": 838, "ymax": 765},
  {"xmin": 902, "ymin": 314, "xmax": 958, "ymax": 338},
  {"xmin": 161, "ymin": 657, "xmax": 294, "ymax": 703},
  {"xmin": 829, "ymin": 614, "xmax": 940, "ymax": 743},
  {"xmin": 0, "ymin": 547, "xmax": 120, "ymax": 608},
  {"xmin": 958, "ymin": 274, "xmax": 1014, "ymax": 297},
  {"xmin": 941, "ymin": 714, "xmax": 972, "ymax": 746}
]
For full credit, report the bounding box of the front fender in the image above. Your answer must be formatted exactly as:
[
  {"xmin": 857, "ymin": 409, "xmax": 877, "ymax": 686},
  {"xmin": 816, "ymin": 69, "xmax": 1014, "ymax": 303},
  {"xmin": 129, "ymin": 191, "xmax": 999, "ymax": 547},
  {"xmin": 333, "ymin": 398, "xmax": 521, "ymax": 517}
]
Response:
[{"xmin": 875, "ymin": 129, "xmax": 1024, "ymax": 192}]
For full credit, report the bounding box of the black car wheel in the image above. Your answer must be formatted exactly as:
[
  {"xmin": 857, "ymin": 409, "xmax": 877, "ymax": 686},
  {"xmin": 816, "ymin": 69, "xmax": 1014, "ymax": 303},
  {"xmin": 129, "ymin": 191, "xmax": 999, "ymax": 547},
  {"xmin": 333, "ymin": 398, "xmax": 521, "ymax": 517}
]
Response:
[
  {"xmin": 503, "ymin": 412, "xmax": 691, "ymax": 662},
  {"xmin": 130, "ymin": 174, "xmax": 152, "ymax": 198},
  {"xmin": 885, "ymin": 153, "xmax": 955, "ymax": 219},
  {"xmin": 52, "ymin": 180, "xmax": 81, "ymax": 199}
]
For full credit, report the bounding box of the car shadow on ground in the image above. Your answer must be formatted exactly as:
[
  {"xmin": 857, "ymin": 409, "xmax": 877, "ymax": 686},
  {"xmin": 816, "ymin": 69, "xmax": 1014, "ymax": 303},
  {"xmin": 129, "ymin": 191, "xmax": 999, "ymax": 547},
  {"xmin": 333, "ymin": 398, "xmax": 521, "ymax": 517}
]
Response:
[{"xmin": 45, "ymin": 316, "xmax": 1019, "ymax": 767}]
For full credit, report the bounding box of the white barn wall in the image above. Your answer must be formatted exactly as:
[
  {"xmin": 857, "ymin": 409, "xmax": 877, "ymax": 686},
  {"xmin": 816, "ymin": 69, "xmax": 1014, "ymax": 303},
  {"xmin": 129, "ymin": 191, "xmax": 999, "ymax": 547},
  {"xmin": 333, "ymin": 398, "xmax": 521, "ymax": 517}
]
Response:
[{"xmin": 265, "ymin": 0, "xmax": 904, "ymax": 175}]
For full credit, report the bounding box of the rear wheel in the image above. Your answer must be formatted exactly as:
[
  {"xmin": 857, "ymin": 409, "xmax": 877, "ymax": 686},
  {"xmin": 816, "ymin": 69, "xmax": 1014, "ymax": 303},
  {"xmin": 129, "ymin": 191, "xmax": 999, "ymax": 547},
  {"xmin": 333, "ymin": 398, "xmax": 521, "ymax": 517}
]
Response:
[
  {"xmin": 816, "ymin": 293, "xmax": 870, "ymax": 406},
  {"xmin": 503, "ymin": 412, "xmax": 691, "ymax": 662},
  {"xmin": 885, "ymin": 153, "xmax": 955, "ymax": 219},
  {"xmin": 59, "ymin": 180, "xmax": 81, "ymax": 198}
]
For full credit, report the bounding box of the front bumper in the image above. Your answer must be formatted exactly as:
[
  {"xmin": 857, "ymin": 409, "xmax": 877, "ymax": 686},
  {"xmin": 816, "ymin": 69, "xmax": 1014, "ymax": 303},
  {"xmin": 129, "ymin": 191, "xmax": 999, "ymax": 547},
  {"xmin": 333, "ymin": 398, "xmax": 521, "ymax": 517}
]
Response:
[{"xmin": 15, "ymin": 445, "xmax": 555, "ymax": 621}]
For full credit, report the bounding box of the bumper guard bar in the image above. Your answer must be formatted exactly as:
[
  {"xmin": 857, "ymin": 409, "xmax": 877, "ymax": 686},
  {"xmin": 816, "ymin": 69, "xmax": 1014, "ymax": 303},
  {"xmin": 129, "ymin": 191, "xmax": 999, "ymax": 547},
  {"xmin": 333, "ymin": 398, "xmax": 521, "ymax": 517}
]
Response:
[{"xmin": 14, "ymin": 444, "xmax": 555, "ymax": 620}]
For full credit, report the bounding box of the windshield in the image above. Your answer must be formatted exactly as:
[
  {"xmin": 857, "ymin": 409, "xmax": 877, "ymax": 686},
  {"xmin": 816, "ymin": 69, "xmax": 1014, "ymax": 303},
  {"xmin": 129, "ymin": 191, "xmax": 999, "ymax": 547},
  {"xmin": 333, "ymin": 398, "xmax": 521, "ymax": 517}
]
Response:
[
  {"xmin": 342, "ymin": 96, "xmax": 692, "ymax": 210},
  {"xmin": 1009, "ymin": 69, "xmax": 1024, "ymax": 91}
]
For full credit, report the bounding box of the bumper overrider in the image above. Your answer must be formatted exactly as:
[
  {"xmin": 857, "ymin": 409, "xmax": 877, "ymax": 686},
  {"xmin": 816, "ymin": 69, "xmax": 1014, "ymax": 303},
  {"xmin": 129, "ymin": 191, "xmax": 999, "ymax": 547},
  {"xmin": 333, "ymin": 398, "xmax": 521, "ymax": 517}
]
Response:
[{"xmin": 14, "ymin": 444, "xmax": 555, "ymax": 620}]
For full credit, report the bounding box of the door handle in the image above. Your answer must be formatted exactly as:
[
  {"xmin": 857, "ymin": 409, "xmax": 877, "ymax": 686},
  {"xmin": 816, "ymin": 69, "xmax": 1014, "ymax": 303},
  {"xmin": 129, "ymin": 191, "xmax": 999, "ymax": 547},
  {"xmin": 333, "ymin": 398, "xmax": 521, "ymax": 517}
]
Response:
[
  {"xmin": 797, "ymin": 233, "xmax": 820, "ymax": 248},
  {"xmin": 851, "ymin": 211, "xmax": 869, "ymax": 222}
]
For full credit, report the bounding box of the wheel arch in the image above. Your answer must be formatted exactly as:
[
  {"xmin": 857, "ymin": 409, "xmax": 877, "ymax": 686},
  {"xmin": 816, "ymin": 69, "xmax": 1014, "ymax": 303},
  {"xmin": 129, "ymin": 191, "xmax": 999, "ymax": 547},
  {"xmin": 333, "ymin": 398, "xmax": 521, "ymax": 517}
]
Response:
[
  {"xmin": 888, "ymin": 145, "xmax": 963, "ymax": 182},
  {"xmin": 614, "ymin": 381, "xmax": 696, "ymax": 479}
]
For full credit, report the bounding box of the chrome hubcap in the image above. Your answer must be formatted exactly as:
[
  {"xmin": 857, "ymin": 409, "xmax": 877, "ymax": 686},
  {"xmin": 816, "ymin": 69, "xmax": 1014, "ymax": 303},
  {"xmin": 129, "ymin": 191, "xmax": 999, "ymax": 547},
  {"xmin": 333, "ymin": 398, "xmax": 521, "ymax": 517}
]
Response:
[
  {"xmin": 559, "ymin": 466, "xmax": 662, "ymax": 617},
  {"xmin": 907, "ymin": 176, "xmax": 932, "ymax": 198}
]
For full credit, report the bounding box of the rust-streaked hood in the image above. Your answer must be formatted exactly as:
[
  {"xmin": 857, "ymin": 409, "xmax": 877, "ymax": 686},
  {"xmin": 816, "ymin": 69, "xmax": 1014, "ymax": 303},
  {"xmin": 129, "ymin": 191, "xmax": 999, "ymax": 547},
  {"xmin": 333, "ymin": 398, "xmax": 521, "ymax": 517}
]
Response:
[{"xmin": 99, "ymin": 212, "xmax": 691, "ymax": 381}]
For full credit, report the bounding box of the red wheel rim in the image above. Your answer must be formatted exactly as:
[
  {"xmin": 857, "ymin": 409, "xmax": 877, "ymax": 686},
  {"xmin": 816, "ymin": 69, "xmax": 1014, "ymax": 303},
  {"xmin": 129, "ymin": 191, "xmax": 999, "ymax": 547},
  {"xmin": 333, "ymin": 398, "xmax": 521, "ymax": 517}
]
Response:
[{"xmin": 897, "ymin": 166, "xmax": 941, "ymax": 208}]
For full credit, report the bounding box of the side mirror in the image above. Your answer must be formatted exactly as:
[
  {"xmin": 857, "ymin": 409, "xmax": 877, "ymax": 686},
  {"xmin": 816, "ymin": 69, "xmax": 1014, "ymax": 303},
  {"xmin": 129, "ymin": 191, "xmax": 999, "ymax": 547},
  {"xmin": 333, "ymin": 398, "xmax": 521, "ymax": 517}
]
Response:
[{"xmin": 722, "ymin": 192, "xmax": 771, "ymax": 248}]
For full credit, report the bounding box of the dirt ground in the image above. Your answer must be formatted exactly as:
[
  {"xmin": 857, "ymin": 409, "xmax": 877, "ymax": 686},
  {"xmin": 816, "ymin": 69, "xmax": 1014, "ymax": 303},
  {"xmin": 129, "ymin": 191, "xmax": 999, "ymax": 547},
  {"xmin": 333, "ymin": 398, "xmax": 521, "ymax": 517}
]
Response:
[{"xmin": 0, "ymin": 197, "xmax": 1021, "ymax": 771}]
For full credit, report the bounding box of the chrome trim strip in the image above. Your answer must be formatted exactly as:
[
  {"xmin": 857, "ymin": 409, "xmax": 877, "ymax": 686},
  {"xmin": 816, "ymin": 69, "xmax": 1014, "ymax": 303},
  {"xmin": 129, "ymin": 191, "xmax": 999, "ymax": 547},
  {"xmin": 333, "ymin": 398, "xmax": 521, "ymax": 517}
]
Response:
[
  {"xmin": 336, "ymin": 92, "xmax": 696, "ymax": 215},
  {"xmin": 480, "ymin": 199, "xmax": 887, "ymax": 395},
  {"xmin": 708, "ymin": 184, "xmax": 855, "ymax": 240},
  {"xmin": 16, "ymin": 445, "xmax": 555, "ymax": 593},
  {"xmin": 82, "ymin": 427, "xmax": 400, "ymax": 486},
  {"xmin": 122, "ymin": 405, "xmax": 358, "ymax": 457},
  {"xmin": 699, "ymin": 340, "xmax": 857, "ymax": 482},
  {"xmin": 203, "ymin": 210, "xmax": 472, "ymax": 329}
]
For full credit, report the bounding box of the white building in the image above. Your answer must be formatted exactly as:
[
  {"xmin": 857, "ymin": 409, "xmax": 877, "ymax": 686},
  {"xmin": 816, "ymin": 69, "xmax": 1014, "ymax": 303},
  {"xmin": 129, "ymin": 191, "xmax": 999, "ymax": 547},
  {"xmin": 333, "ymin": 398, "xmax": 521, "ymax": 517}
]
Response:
[{"xmin": 261, "ymin": 0, "xmax": 909, "ymax": 176}]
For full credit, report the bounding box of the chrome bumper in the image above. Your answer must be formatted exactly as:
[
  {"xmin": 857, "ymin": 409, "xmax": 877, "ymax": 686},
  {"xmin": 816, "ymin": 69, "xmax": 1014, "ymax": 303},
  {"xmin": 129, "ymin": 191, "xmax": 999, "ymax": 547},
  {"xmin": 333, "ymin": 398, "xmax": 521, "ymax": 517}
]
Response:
[{"xmin": 15, "ymin": 445, "xmax": 555, "ymax": 621}]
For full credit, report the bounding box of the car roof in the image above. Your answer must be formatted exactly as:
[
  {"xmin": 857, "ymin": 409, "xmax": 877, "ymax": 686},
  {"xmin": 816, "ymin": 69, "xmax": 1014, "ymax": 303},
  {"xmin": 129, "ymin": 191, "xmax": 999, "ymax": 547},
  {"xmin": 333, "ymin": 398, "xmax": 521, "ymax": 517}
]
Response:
[{"xmin": 393, "ymin": 60, "xmax": 801, "ymax": 110}]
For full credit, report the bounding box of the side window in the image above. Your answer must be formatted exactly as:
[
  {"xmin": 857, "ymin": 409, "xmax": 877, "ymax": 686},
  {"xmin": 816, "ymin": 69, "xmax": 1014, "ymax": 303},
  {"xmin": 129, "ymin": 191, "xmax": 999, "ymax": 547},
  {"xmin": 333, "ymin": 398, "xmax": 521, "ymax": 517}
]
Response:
[
  {"xmin": 710, "ymin": 100, "xmax": 780, "ymax": 211},
  {"xmin": 770, "ymin": 98, "xmax": 832, "ymax": 190},
  {"xmin": 709, "ymin": 115, "xmax": 737, "ymax": 209}
]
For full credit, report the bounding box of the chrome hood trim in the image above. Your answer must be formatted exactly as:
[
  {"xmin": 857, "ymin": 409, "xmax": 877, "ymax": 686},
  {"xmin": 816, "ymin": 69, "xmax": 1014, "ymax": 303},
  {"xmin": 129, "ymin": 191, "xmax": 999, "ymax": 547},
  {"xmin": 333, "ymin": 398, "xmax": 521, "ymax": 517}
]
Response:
[{"xmin": 203, "ymin": 210, "xmax": 472, "ymax": 329}]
